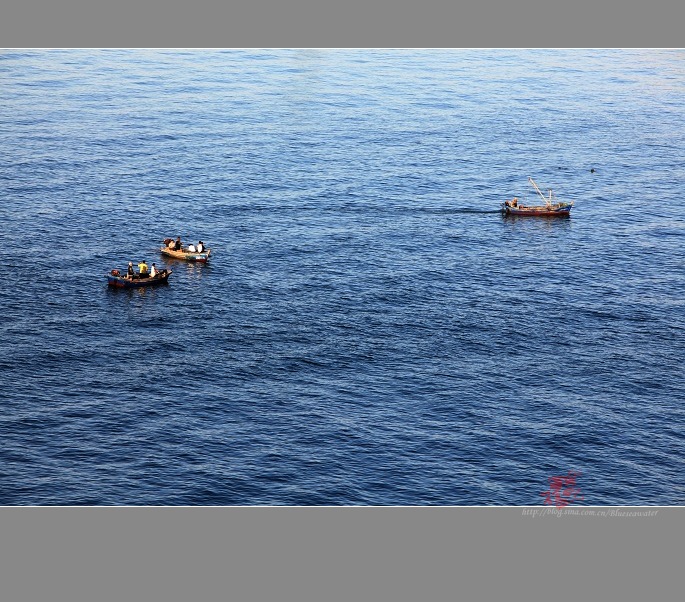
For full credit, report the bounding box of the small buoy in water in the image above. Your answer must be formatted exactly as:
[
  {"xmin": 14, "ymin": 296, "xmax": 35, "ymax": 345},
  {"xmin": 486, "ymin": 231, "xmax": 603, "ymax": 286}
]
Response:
[{"xmin": 590, "ymin": 168, "xmax": 595, "ymax": 173}]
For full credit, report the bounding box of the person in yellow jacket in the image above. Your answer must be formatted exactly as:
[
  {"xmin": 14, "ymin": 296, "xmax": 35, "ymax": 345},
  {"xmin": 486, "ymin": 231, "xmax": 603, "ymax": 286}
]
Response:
[{"xmin": 138, "ymin": 260, "xmax": 149, "ymax": 277}]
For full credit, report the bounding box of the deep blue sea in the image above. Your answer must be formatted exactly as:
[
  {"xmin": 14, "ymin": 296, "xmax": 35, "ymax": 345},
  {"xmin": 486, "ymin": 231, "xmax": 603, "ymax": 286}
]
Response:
[{"xmin": 1, "ymin": 49, "xmax": 684, "ymax": 505}]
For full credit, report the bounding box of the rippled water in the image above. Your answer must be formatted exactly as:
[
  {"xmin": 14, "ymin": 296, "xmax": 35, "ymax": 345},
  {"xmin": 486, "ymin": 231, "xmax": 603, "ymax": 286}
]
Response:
[{"xmin": 1, "ymin": 49, "xmax": 684, "ymax": 505}]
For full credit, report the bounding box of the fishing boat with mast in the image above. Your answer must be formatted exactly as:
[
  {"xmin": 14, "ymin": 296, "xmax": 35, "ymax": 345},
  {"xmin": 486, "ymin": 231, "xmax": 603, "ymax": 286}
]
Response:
[{"xmin": 502, "ymin": 177, "xmax": 573, "ymax": 217}]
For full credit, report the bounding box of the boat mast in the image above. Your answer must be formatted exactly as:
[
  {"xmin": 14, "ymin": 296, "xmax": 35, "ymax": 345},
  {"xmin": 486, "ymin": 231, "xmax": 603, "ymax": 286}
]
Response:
[{"xmin": 529, "ymin": 177, "xmax": 552, "ymax": 207}]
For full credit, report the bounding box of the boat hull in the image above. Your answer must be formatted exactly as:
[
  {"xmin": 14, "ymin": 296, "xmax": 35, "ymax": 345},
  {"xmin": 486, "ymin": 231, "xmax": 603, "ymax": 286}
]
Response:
[
  {"xmin": 502, "ymin": 203, "xmax": 572, "ymax": 217},
  {"xmin": 107, "ymin": 271, "xmax": 172, "ymax": 288},
  {"xmin": 160, "ymin": 247, "xmax": 211, "ymax": 262}
]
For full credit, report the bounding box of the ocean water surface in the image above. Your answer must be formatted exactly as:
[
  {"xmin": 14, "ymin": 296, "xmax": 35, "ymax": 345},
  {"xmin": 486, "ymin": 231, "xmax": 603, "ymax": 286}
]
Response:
[{"xmin": 1, "ymin": 49, "xmax": 684, "ymax": 505}]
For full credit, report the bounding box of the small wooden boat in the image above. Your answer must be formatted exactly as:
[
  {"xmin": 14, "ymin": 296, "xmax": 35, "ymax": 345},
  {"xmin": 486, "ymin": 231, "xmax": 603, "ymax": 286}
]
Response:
[
  {"xmin": 107, "ymin": 268, "xmax": 172, "ymax": 288},
  {"xmin": 160, "ymin": 239, "xmax": 211, "ymax": 262},
  {"xmin": 502, "ymin": 177, "xmax": 573, "ymax": 217}
]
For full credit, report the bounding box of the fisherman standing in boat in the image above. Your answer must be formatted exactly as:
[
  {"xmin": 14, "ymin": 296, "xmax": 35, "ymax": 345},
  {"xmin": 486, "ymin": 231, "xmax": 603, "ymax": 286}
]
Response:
[
  {"xmin": 175, "ymin": 236, "xmax": 182, "ymax": 251},
  {"xmin": 504, "ymin": 198, "xmax": 518, "ymax": 209},
  {"xmin": 138, "ymin": 260, "xmax": 149, "ymax": 278},
  {"xmin": 127, "ymin": 262, "xmax": 135, "ymax": 279},
  {"xmin": 150, "ymin": 263, "xmax": 158, "ymax": 278}
]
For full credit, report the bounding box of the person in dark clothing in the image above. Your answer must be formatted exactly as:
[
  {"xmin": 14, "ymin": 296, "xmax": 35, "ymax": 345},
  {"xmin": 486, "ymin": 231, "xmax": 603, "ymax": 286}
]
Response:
[{"xmin": 127, "ymin": 262, "xmax": 135, "ymax": 278}]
